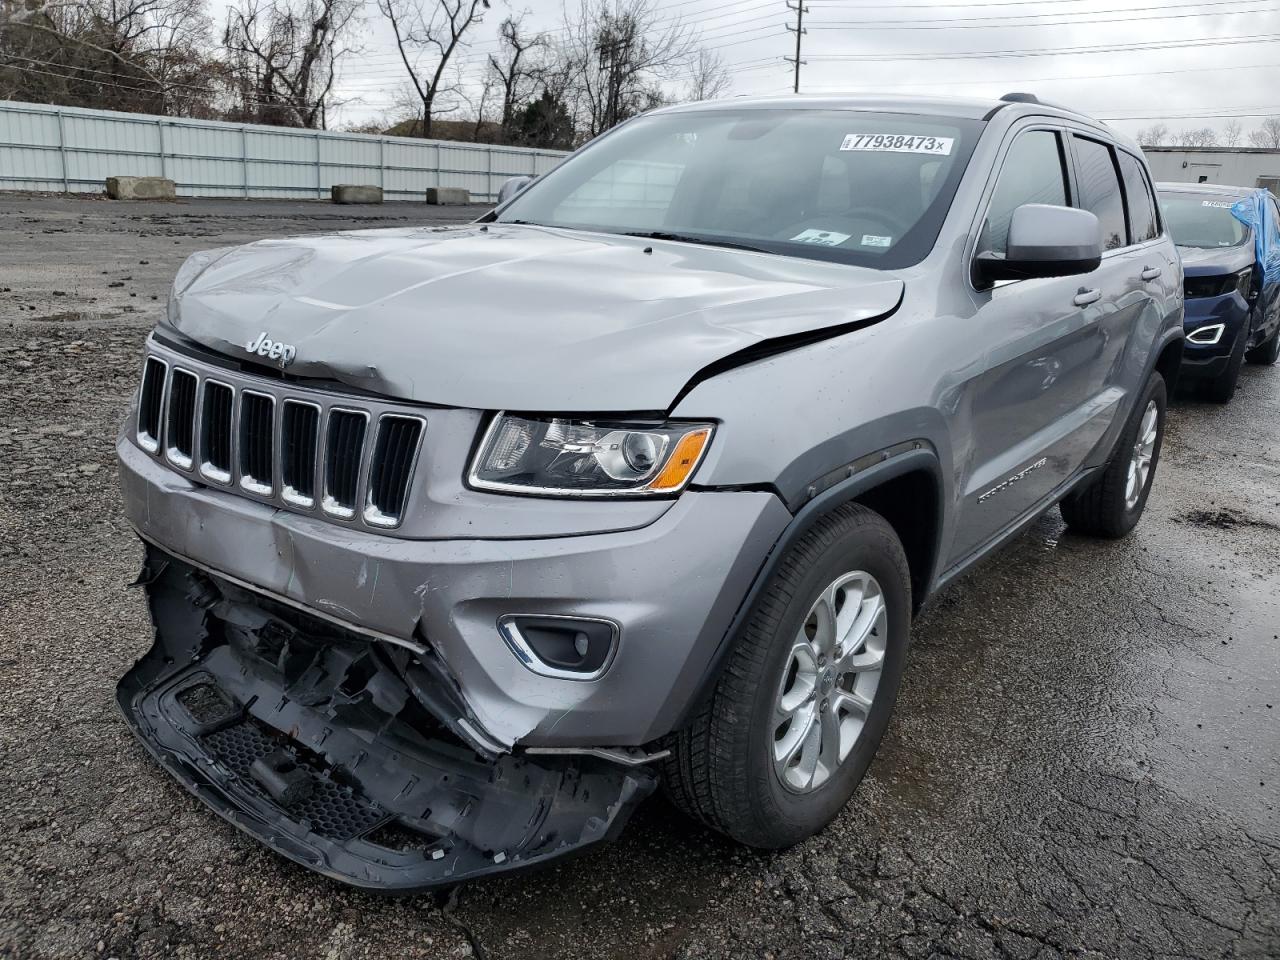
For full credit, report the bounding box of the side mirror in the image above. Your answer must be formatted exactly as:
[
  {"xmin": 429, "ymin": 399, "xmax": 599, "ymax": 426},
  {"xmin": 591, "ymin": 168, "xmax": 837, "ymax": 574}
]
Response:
[
  {"xmin": 974, "ymin": 204, "xmax": 1102, "ymax": 287},
  {"xmin": 497, "ymin": 175, "xmax": 533, "ymax": 206}
]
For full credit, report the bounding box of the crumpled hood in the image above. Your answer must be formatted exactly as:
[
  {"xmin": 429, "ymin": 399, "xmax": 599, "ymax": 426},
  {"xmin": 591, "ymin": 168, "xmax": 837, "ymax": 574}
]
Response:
[
  {"xmin": 1178, "ymin": 244, "xmax": 1255, "ymax": 275},
  {"xmin": 165, "ymin": 223, "xmax": 903, "ymax": 411}
]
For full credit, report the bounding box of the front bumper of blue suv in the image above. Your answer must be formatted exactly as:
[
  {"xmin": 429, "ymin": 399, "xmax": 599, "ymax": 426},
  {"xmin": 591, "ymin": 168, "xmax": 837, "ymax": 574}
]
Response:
[{"xmin": 1180, "ymin": 271, "xmax": 1253, "ymax": 377}]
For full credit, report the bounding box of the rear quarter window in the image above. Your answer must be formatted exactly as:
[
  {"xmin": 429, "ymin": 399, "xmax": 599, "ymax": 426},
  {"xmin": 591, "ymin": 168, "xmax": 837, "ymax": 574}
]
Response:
[{"xmin": 1117, "ymin": 151, "xmax": 1159, "ymax": 243}]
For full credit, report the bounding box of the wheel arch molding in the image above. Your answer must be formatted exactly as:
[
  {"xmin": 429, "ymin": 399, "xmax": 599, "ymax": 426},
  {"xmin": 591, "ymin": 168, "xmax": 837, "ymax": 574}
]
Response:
[{"xmin": 671, "ymin": 443, "xmax": 944, "ymax": 735}]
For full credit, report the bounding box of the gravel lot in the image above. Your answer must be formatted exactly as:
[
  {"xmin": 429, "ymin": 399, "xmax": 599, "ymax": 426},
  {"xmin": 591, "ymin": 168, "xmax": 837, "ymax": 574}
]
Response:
[{"xmin": 0, "ymin": 194, "xmax": 1277, "ymax": 960}]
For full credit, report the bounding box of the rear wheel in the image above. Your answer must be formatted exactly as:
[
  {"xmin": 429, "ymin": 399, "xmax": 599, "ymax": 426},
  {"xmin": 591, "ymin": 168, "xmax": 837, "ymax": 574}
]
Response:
[
  {"xmin": 663, "ymin": 503, "xmax": 911, "ymax": 848},
  {"xmin": 1202, "ymin": 324, "xmax": 1248, "ymax": 403},
  {"xmin": 1060, "ymin": 371, "xmax": 1166, "ymax": 538},
  {"xmin": 1246, "ymin": 327, "xmax": 1280, "ymax": 365}
]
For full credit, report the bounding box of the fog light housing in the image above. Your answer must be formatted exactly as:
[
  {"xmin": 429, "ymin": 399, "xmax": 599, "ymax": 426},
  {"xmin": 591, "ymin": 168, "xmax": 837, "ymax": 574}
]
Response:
[
  {"xmin": 498, "ymin": 615, "xmax": 619, "ymax": 681},
  {"xmin": 1187, "ymin": 323, "xmax": 1226, "ymax": 345}
]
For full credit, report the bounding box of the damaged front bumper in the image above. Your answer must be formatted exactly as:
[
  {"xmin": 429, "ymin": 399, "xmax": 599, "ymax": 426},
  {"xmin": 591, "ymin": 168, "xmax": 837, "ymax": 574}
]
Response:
[{"xmin": 118, "ymin": 548, "xmax": 655, "ymax": 892}]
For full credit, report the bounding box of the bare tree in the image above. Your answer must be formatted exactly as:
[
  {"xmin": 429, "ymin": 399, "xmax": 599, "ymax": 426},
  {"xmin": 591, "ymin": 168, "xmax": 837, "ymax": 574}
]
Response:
[
  {"xmin": 222, "ymin": 0, "xmax": 359, "ymax": 128},
  {"xmin": 1, "ymin": 0, "xmax": 220, "ymax": 115},
  {"xmin": 1180, "ymin": 127, "xmax": 1217, "ymax": 147},
  {"xmin": 1135, "ymin": 123, "xmax": 1169, "ymax": 147},
  {"xmin": 487, "ymin": 15, "xmax": 547, "ymax": 140},
  {"xmin": 564, "ymin": 0, "xmax": 696, "ymax": 138},
  {"xmin": 377, "ymin": 0, "xmax": 490, "ymax": 138},
  {"xmin": 1249, "ymin": 116, "xmax": 1280, "ymax": 148},
  {"xmin": 1222, "ymin": 118, "xmax": 1244, "ymax": 147},
  {"xmin": 684, "ymin": 46, "xmax": 728, "ymax": 102}
]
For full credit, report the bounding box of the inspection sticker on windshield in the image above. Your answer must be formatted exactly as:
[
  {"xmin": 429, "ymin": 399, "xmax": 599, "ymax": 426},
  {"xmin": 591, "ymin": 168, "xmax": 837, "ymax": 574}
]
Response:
[
  {"xmin": 791, "ymin": 228, "xmax": 852, "ymax": 246},
  {"xmin": 840, "ymin": 133, "xmax": 954, "ymax": 155},
  {"xmin": 861, "ymin": 234, "xmax": 892, "ymax": 248}
]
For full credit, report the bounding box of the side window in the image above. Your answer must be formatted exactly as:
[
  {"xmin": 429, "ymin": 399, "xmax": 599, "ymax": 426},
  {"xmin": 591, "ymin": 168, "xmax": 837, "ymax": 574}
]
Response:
[
  {"xmin": 980, "ymin": 130, "xmax": 1068, "ymax": 256},
  {"xmin": 1117, "ymin": 151, "xmax": 1158, "ymax": 243},
  {"xmin": 1072, "ymin": 136, "xmax": 1127, "ymax": 251}
]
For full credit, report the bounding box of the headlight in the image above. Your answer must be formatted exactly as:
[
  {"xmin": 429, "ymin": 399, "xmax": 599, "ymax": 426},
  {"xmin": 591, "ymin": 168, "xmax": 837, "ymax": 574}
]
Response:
[
  {"xmin": 1184, "ymin": 267, "xmax": 1252, "ymax": 300},
  {"xmin": 469, "ymin": 414, "xmax": 714, "ymax": 497}
]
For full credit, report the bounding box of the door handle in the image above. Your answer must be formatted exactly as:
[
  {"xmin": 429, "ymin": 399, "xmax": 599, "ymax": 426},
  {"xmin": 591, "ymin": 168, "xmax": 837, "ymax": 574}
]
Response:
[
  {"xmin": 1073, "ymin": 287, "xmax": 1102, "ymax": 306},
  {"xmin": 1140, "ymin": 266, "xmax": 1162, "ymax": 281}
]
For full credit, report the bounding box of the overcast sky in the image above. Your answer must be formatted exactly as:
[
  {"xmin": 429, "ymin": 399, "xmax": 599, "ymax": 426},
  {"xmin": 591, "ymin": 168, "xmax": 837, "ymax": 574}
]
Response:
[{"xmin": 221, "ymin": 0, "xmax": 1280, "ymax": 139}]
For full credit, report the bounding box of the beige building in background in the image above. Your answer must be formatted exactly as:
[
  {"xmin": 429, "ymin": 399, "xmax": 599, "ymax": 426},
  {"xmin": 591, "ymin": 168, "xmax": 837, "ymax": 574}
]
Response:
[{"xmin": 1142, "ymin": 146, "xmax": 1280, "ymax": 192}]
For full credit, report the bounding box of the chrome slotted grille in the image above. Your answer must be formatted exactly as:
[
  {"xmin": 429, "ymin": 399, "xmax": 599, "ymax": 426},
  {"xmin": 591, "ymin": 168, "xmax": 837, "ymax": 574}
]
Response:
[
  {"xmin": 238, "ymin": 391, "xmax": 275, "ymax": 495},
  {"xmin": 281, "ymin": 400, "xmax": 321, "ymax": 507},
  {"xmin": 367, "ymin": 416, "xmax": 424, "ymax": 527},
  {"xmin": 165, "ymin": 369, "xmax": 198, "ymax": 469},
  {"xmin": 324, "ymin": 410, "xmax": 367, "ymax": 520},
  {"xmin": 137, "ymin": 357, "xmax": 167, "ymax": 452},
  {"xmin": 200, "ymin": 381, "xmax": 234, "ymax": 483},
  {"xmin": 134, "ymin": 347, "xmax": 425, "ymax": 531}
]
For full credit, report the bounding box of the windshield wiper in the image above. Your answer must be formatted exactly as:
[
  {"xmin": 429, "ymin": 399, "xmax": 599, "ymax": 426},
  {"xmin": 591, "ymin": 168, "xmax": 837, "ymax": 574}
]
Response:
[{"xmin": 621, "ymin": 231, "xmax": 772, "ymax": 254}]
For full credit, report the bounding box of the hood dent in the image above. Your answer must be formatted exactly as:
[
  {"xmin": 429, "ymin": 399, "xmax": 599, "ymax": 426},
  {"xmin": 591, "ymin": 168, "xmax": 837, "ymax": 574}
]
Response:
[{"xmin": 165, "ymin": 225, "xmax": 905, "ymax": 411}]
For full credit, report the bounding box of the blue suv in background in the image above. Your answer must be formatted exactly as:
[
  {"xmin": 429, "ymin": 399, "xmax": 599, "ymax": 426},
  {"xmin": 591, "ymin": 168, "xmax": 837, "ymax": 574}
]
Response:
[{"xmin": 1157, "ymin": 182, "xmax": 1280, "ymax": 402}]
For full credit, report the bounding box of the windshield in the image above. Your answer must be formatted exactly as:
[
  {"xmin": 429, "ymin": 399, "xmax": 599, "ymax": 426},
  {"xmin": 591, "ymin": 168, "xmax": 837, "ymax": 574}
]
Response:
[
  {"xmin": 495, "ymin": 109, "xmax": 983, "ymax": 269},
  {"xmin": 1159, "ymin": 193, "xmax": 1250, "ymax": 248}
]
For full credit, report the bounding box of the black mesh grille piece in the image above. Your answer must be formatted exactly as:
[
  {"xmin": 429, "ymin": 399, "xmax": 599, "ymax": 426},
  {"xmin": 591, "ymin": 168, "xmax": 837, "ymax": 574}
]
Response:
[
  {"xmin": 325, "ymin": 410, "xmax": 366, "ymax": 514},
  {"xmin": 166, "ymin": 369, "xmax": 197, "ymax": 463},
  {"xmin": 238, "ymin": 392, "xmax": 274, "ymax": 490},
  {"xmin": 367, "ymin": 416, "xmax": 422, "ymax": 524},
  {"xmin": 282, "ymin": 402, "xmax": 320, "ymax": 502},
  {"xmin": 138, "ymin": 357, "xmax": 166, "ymax": 447},
  {"xmin": 201, "ymin": 381, "xmax": 233, "ymax": 478},
  {"xmin": 203, "ymin": 721, "xmax": 383, "ymax": 840}
]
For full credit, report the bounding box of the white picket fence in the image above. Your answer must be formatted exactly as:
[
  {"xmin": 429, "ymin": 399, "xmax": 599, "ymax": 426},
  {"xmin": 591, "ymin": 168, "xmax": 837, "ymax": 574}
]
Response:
[{"xmin": 0, "ymin": 99, "xmax": 568, "ymax": 201}]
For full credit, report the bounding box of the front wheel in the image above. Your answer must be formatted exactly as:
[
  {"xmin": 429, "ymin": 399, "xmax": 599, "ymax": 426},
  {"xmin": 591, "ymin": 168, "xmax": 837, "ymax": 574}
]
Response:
[
  {"xmin": 1060, "ymin": 371, "xmax": 1166, "ymax": 538},
  {"xmin": 662, "ymin": 503, "xmax": 911, "ymax": 848}
]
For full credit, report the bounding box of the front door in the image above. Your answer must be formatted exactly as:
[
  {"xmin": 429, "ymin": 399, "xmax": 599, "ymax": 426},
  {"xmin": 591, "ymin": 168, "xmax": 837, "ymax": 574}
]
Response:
[{"xmin": 948, "ymin": 128, "xmax": 1141, "ymax": 564}]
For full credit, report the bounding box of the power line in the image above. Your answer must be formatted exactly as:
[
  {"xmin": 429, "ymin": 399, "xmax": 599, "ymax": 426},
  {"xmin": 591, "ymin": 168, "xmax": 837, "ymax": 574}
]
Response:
[
  {"xmin": 334, "ymin": 15, "xmax": 784, "ymax": 76},
  {"xmin": 309, "ymin": 8, "xmax": 784, "ymax": 79},
  {"xmin": 803, "ymin": 31, "xmax": 1280, "ymax": 61},
  {"xmin": 808, "ymin": 0, "xmax": 1181, "ymax": 8},
  {"xmin": 1099, "ymin": 106, "xmax": 1280, "ymax": 120},
  {"xmin": 798, "ymin": 59, "xmax": 1280, "ymax": 91},
  {"xmin": 811, "ymin": 2, "xmax": 1280, "ymax": 29}
]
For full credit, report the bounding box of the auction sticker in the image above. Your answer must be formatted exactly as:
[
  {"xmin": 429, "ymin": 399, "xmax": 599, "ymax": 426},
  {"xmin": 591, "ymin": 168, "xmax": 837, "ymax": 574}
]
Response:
[
  {"xmin": 840, "ymin": 133, "xmax": 954, "ymax": 155},
  {"xmin": 791, "ymin": 228, "xmax": 852, "ymax": 246}
]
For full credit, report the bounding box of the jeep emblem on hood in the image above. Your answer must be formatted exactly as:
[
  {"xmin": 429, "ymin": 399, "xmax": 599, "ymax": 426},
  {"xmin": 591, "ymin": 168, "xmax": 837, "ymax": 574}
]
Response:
[{"xmin": 245, "ymin": 331, "xmax": 296, "ymax": 368}]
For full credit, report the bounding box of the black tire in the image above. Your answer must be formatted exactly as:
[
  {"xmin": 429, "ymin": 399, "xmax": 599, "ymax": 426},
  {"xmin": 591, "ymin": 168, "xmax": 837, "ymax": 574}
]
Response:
[
  {"xmin": 1201, "ymin": 324, "xmax": 1248, "ymax": 403},
  {"xmin": 1246, "ymin": 326, "xmax": 1280, "ymax": 365},
  {"xmin": 1059, "ymin": 371, "xmax": 1166, "ymax": 538},
  {"xmin": 662, "ymin": 503, "xmax": 911, "ymax": 849}
]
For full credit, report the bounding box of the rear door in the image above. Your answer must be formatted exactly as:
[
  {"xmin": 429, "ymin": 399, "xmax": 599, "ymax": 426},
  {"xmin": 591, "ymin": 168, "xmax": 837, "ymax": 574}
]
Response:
[{"xmin": 948, "ymin": 127, "xmax": 1144, "ymax": 563}]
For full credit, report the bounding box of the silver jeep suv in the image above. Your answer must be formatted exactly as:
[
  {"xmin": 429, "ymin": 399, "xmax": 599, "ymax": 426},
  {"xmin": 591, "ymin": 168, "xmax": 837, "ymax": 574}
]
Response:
[{"xmin": 116, "ymin": 93, "xmax": 1184, "ymax": 890}]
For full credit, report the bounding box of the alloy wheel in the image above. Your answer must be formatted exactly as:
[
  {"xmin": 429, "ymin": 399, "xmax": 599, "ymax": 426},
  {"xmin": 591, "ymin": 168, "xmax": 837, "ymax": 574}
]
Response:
[
  {"xmin": 772, "ymin": 570, "xmax": 888, "ymax": 793},
  {"xmin": 1125, "ymin": 399, "xmax": 1159, "ymax": 511}
]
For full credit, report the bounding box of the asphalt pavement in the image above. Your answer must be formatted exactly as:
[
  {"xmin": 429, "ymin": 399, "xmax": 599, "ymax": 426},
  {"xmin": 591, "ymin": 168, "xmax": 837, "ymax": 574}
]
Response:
[{"xmin": 0, "ymin": 194, "xmax": 1276, "ymax": 960}]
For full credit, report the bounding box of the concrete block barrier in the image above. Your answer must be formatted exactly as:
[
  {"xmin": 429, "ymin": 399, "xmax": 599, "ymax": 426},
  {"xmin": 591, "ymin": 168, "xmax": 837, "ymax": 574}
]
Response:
[
  {"xmin": 331, "ymin": 184, "xmax": 384, "ymax": 204},
  {"xmin": 105, "ymin": 176, "xmax": 176, "ymax": 200},
  {"xmin": 426, "ymin": 187, "xmax": 471, "ymax": 205}
]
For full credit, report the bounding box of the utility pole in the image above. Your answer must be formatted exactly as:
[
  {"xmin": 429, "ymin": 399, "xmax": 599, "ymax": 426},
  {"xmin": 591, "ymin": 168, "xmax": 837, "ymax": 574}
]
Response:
[{"xmin": 785, "ymin": 0, "xmax": 808, "ymax": 94}]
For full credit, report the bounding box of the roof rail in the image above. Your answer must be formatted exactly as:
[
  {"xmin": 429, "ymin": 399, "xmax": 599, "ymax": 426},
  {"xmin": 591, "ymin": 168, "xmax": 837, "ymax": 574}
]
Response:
[{"xmin": 997, "ymin": 91, "xmax": 1101, "ymax": 123}]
